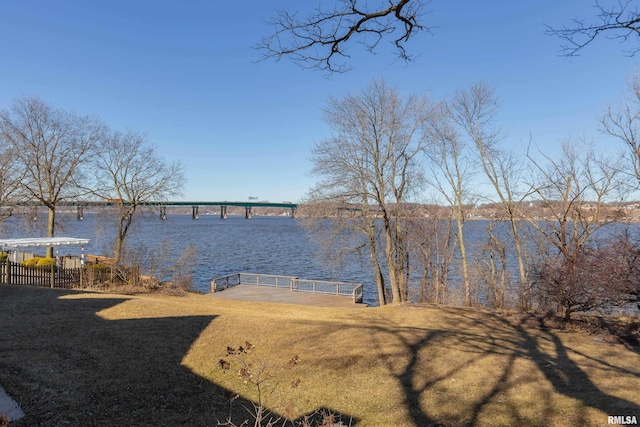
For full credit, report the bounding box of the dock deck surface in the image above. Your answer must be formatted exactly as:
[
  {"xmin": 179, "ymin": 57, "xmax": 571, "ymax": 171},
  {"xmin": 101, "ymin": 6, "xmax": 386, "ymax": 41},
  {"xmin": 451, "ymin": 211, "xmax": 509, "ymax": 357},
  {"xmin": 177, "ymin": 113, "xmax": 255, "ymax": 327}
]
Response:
[{"xmin": 209, "ymin": 284, "xmax": 367, "ymax": 308}]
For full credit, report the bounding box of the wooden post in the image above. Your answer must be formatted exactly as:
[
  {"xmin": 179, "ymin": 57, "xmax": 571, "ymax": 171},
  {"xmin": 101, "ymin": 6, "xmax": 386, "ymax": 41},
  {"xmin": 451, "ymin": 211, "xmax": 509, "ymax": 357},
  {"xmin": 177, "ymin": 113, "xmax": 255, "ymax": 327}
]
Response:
[
  {"xmin": 291, "ymin": 207, "xmax": 297, "ymax": 219},
  {"xmin": 2, "ymin": 260, "xmax": 10, "ymax": 284},
  {"xmin": 80, "ymin": 249, "xmax": 84, "ymax": 288},
  {"xmin": 245, "ymin": 206, "xmax": 252, "ymax": 219},
  {"xmin": 76, "ymin": 205, "xmax": 84, "ymax": 220},
  {"xmin": 220, "ymin": 205, "xmax": 227, "ymax": 219},
  {"xmin": 50, "ymin": 264, "xmax": 55, "ymax": 289},
  {"xmin": 159, "ymin": 206, "xmax": 167, "ymax": 220},
  {"xmin": 192, "ymin": 206, "xmax": 199, "ymax": 220}
]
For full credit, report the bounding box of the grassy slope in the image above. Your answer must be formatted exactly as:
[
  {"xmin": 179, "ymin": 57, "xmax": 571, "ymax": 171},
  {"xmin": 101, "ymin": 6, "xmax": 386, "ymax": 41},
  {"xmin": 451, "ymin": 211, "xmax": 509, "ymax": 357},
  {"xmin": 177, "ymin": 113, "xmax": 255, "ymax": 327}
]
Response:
[{"xmin": 0, "ymin": 285, "xmax": 639, "ymax": 426}]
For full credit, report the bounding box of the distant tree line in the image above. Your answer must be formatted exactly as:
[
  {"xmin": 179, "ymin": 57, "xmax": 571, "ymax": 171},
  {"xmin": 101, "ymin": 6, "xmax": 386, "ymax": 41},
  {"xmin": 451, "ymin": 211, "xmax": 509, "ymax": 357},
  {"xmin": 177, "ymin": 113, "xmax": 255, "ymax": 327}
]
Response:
[
  {"xmin": 302, "ymin": 78, "xmax": 640, "ymax": 318},
  {"xmin": 0, "ymin": 96, "xmax": 185, "ymax": 265}
]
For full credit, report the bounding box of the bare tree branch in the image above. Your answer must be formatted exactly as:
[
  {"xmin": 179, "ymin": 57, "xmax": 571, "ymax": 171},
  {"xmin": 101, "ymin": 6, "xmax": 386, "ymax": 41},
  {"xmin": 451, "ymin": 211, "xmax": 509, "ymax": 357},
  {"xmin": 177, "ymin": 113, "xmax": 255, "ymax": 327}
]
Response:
[
  {"xmin": 257, "ymin": 0, "xmax": 432, "ymax": 73},
  {"xmin": 0, "ymin": 140, "xmax": 25, "ymax": 223},
  {"xmin": 92, "ymin": 129, "xmax": 185, "ymax": 264},
  {"xmin": 309, "ymin": 78, "xmax": 430, "ymax": 304},
  {"xmin": 0, "ymin": 97, "xmax": 105, "ymax": 256},
  {"xmin": 547, "ymin": 0, "xmax": 640, "ymax": 56},
  {"xmin": 600, "ymin": 75, "xmax": 640, "ymax": 182}
]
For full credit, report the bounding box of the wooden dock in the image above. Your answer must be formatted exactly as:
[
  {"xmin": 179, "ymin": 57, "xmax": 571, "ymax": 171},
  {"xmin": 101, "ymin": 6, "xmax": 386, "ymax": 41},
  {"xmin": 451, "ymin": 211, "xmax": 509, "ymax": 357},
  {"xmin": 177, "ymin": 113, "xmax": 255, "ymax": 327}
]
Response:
[
  {"xmin": 208, "ymin": 284, "xmax": 367, "ymax": 308},
  {"xmin": 209, "ymin": 272, "xmax": 365, "ymax": 308}
]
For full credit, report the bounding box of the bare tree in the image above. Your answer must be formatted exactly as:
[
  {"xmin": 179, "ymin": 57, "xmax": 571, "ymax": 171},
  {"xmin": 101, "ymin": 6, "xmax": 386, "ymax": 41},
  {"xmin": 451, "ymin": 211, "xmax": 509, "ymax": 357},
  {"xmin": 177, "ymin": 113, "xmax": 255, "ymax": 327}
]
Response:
[
  {"xmin": 531, "ymin": 231, "xmax": 640, "ymax": 320},
  {"xmin": 451, "ymin": 83, "xmax": 532, "ymax": 310},
  {"xmin": 423, "ymin": 100, "xmax": 477, "ymax": 306},
  {"xmin": 531, "ymin": 243, "xmax": 618, "ymax": 320},
  {"xmin": 0, "ymin": 97, "xmax": 104, "ymax": 257},
  {"xmin": 526, "ymin": 141, "xmax": 629, "ymax": 319},
  {"xmin": 527, "ymin": 141, "xmax": 626, "ymax": 259},
  {"xmin": 600, "ymin": 75, "xmax": 640, "ymax": 181},
  {"xmin": 408, "ymin": 204, "xmax": 457, "ymax": 304},
  {"xmin": 0, "ymin": 141, "xmax": 24, "ymax": 224},
  {"xmin": 547, "ymin": 0, "xmax": 640, "ymax": 56},
  {"xmin": 301, "ymin": 199, "xmax": 387, "ymax": 303},
  {"xmin": 475, "ymin": 220, "xmax": 510, "ymax": 309},
  {"xmin": 261, "ymin": 1, "xmax": 640, "ymax": 72},
  {"xmin": 92, "ymin": 130, "xmax": 185, "ymax": 265},
  {"xmin": 258, "ymin": 0, "xmax": 432, "ymax": 73},
  {"xmin": 604, "ymin": 231, "xmax": 640, "ymax": 307},
  {"xmin": 308, "ymin": 78, "xmax": 429, "ymax": 305}
]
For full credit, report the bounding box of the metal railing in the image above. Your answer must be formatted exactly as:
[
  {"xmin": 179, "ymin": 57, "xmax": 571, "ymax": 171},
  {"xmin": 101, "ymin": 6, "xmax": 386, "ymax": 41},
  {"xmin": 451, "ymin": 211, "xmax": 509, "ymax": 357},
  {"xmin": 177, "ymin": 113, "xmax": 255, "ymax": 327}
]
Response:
[{"xmin": 210, "ymin": 272, "xmax": 364, "ymax": 303}]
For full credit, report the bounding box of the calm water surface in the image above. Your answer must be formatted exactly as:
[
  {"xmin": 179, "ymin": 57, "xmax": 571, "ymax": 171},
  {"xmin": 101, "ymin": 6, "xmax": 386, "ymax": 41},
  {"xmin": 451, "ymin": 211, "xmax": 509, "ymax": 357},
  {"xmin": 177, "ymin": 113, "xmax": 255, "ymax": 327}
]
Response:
[
  {"xmin": 0, "ymin": 212, "xmax": 377, "ymax": 304},
  {"xmin": 4, "ymin": 211, "xmax": 636, "ymax": 308}
]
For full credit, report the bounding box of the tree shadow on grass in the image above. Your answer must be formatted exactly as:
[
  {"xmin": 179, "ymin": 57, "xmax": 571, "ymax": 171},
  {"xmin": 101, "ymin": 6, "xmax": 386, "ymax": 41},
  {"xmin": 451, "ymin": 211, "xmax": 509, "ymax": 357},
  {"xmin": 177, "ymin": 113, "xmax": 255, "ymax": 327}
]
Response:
[
  {"xmin": 515, "ymin": 319, "xmax": 640, "ymax": 424},
  {"xmin": 441, "ymin": 308, "xmax": 640, "ymax": 426},
  {"xmin": 0, "ymin": 285, "xmax": 359, "ymax": 426},
  {"xmin": 297, "ymin": 305, "xmax": 640, "ymax": 426},
  {"xmin": 0, "ymin": 285, "xmax": 224, "ymax": 426},
  {"xmin": 4, "ymin": 286, "xmax": 636, "ymax": 426}
]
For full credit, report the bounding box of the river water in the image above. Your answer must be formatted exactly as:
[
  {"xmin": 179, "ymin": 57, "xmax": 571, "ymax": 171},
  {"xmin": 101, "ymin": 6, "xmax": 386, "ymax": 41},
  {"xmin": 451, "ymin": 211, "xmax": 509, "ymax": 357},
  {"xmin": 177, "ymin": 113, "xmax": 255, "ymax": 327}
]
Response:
[
  {"xmin": 0, "ymin": 212, "xmax": 378, "ymax": 303},
  {"xmin": 2, "ymin": 211, "xmax": 638, "ymax": 310}
]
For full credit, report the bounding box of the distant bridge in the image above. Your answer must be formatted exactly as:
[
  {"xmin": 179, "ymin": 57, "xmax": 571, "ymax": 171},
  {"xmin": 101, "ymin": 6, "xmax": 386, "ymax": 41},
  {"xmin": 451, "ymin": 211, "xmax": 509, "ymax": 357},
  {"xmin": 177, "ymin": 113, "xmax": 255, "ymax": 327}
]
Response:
[{"xmin": 61, "ymin": 200, "xmax": 298, "ymax": 220}]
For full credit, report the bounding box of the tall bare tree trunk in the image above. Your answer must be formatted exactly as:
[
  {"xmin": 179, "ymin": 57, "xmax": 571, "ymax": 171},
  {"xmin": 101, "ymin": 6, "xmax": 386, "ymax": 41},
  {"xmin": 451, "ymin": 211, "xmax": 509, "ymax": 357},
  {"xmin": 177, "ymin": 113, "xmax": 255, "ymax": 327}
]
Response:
[
  {"xmin": 46, "ymin": 207, "xmax": 56, "ymax": 258},
  {"xmin": 367, "ymin": 220, "xmax": 387, "ymax": 305},
  {"xmin": 451, "ymin": 83, "xmax": 531, "ymax": 310},
  {"xmin": 114, "ymin": 206, "xmax": 135, "ymax": 265},
  {"xmin": 455, "ymin": 210, "xmax": 470, "ymax": 306},
  {"xmin": 510, "ymin": 221, "xmax": 529, "ymax": 310},
  {"xmin": 385, "ymin": 226, "xmax": 403, "ymax": 304}
]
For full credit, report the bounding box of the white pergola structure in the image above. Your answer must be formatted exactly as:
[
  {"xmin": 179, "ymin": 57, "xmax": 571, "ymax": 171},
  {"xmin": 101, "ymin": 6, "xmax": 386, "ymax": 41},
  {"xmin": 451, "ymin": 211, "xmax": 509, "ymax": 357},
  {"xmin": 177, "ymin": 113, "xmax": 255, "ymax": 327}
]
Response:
[{"xmin": 0, "ymin": 237, "xmax": 90, "ymax": 263}]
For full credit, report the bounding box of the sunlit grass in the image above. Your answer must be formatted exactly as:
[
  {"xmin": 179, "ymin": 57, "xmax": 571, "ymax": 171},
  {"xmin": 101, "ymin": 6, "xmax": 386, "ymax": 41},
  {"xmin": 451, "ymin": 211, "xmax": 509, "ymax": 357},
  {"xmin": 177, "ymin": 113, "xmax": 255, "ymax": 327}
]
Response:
[{"xmin": 1, "ymin": 286, "xmax": 639, "ymax": 426}]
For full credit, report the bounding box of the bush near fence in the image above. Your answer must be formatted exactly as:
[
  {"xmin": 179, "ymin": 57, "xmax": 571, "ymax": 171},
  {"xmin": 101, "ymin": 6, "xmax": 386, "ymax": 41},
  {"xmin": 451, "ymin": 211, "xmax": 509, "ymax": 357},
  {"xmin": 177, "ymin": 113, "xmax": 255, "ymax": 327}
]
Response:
[
  {"xmin": 0, "ymin": 263, "xmax": 171, "ymax": 296},
  {"xmin": 0, "ymin": 260, "xmax": 129, "ymax": 290}
]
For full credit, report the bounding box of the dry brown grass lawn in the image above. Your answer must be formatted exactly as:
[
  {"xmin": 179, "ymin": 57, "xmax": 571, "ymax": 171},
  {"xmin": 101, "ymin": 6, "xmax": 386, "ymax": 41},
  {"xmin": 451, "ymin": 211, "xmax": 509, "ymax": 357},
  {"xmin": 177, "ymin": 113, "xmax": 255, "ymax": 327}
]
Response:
[{"xmin": 0, "ymin": 284, "xmax": 639, "ymax": 426}]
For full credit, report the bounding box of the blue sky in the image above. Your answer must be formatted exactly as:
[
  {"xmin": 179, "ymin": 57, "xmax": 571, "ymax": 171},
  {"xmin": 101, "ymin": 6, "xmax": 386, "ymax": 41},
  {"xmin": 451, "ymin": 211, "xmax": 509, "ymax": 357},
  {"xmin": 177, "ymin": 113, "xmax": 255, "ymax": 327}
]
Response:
[{"xmin": 0, "ymin": 1, "xmax": 635, "ymax": 202}]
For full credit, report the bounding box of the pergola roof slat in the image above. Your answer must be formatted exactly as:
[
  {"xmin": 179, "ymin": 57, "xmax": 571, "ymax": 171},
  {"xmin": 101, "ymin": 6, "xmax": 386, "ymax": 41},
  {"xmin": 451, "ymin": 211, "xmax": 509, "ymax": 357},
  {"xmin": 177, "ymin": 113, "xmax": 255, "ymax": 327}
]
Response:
[{"xmin": 0, "ymin": 237, "xmax": 90, "ymax": 248}]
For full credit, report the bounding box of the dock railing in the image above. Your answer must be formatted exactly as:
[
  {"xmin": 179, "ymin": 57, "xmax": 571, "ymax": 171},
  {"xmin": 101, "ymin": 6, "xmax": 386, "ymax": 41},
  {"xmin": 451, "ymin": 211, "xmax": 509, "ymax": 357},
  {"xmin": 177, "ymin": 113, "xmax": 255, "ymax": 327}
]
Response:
[{"xmin": 210, "ymin": 272, "xmax": 364, "ymax": 304}]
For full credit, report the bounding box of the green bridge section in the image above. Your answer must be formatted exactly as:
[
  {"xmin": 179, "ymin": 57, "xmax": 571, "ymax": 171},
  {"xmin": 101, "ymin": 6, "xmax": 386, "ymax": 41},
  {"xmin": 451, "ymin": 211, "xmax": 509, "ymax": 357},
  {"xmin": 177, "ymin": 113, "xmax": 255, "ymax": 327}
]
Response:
[{"xmin": 64, "ymin": 201, "xmax": 298, "ymax": 220}]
